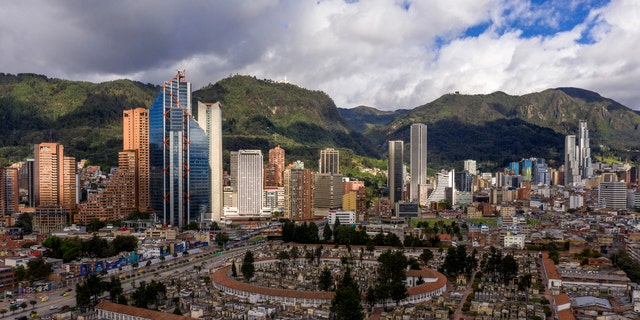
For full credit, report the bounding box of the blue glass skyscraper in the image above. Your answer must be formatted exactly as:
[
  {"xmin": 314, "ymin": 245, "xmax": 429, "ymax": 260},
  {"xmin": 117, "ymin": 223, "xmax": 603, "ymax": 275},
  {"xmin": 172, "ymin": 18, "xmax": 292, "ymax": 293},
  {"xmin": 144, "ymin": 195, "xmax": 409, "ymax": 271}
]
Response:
[{"xmin": 149, "ymin": 71, "xmax": 209, "ymax": 228}]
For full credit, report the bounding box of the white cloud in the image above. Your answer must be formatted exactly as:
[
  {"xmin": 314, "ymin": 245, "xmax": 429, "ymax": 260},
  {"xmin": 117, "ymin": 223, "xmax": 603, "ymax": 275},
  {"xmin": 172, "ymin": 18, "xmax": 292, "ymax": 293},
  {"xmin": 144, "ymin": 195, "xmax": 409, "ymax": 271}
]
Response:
[{"xmin": 0, "ymin": 0, "xmax": 638, "ymax": 110}]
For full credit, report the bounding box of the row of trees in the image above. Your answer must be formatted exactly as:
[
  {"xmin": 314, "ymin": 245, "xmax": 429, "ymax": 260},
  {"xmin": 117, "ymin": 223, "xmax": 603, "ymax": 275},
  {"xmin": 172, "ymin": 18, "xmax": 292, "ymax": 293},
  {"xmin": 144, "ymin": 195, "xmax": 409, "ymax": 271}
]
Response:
[
  {"xmin": 42, "ymin": 235, "xmax": 138, "ymax": 262},
  {"xmin": 481, "ymin": 246, "xmax": 519, "ymax": 283},
  {"xmin": 14, "ymin": 257, "xmax": 52, "ymax": 283},
  {"xmin": 440, "ymin": 245, "xmax": 478, "ymax": 278},
  {"xmin": 282, "ymin": 220, "xmax": 321, "ymax": 243},
  {"xmin": 76, "ymin": 275, "xmax": 127, "ymax": 311}
]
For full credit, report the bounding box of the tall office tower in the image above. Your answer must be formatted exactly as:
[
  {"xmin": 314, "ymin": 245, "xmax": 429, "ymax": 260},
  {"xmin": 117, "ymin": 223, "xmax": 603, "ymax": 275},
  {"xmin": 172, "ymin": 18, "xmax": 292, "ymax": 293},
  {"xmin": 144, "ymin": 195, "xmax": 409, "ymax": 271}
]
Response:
[
  {"xmin": 426, "ymin": 169, "xmax": 455, "ymax": 206},
  {"xmin": 123, "ymin": 108, "xmax": 150, "ymax": 212},
  {"xmin": 0, "ymin": 168, "xmax": 19, "ymax": 215},
  {"xmin": 599, "ymin": 181, "xmax": 627, "ymax": 210},
  {"xmin": 235, "ymin": 150, "xmax": 263, "ymax": 215},
  {"xmin": 509, "ymin": 162, "xmax": 520, "ymax": 175},
  {"xmin": 410, "ymin": 123, "xmax": 427, "ymax": 202},
  {"xmin": 521, "ymin": 159, "xmax": 533, "ymax": 181},
  {"xmin": 388, "ymin": 141, "xmax": 404, "ymax": 204},
  {"xmin": 463, "ymin": 160, "xmax": 477, "ymax": 175},
  {"xmin": 564, "ymin": 135, "xmax": 580, "ymax": 186},
  {"xmin": 196, "ymin": 101, "xmax": 223, "ymax": 222},
  {"xmin": 578, "ymin": 120, "xmax": 593, "ymax": 179},
  {"xmin": 319, "ymin": 148, "xmax": 340, "ymax": 174},
  {"xmin": 149, "ymin": 71, "xmax": 210, "ymax": 227},
  {"xmin": 314, "ymin": 173, "xmax": 343, "ymax": 210},
  {"xmin": 533, "ymin": 158, "xmax": 551, "ymax": 185},
  {"xmin": 33, "ymin": 142, "xmax": 76, "ymax": 208},
  {"xmin": 229, "ymin": 151, "xmax": 239, "ymax": 189},
  {"xmin": 455, "ymin": 170, "xmax": 474, "ymax": 192},
  {"xmin": 76, "ymin": 151, "xmax": 138, "ymax": 223},
  {"xmin": 268, "ymin": 145, "xmax": 285, "ymax": 186},
  {"xmin": 284, "ymin": 167, "xmax": 314, "ymax": 220}
]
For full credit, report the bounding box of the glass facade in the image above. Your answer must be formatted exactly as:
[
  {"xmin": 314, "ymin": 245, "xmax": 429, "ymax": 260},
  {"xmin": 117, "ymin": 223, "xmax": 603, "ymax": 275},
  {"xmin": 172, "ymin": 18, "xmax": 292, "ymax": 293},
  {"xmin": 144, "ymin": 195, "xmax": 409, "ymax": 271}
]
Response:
[{"xmin": 149, "ymin": 72, "xmax": 209, "ymax": 227}]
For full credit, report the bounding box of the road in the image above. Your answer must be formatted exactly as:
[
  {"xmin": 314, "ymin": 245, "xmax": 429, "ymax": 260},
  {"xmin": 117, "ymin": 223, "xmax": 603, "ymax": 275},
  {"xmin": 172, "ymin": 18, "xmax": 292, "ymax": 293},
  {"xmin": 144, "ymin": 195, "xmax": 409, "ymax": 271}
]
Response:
[{"xmin": 2, "ymin": 244, "xmax": 260, "ymax": 319}]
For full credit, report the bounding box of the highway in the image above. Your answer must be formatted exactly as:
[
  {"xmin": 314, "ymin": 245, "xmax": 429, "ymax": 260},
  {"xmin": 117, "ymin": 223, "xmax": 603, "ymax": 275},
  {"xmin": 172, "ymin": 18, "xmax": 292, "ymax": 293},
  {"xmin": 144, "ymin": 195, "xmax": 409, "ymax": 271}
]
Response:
[{"xmin": 3, "ymin": 244, "xmax": 260, "ymax": 319}]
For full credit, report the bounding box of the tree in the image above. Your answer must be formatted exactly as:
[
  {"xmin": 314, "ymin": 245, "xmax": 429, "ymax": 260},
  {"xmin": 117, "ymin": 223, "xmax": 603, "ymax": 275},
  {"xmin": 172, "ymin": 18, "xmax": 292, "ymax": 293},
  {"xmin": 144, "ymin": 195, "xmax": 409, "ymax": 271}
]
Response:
[
  {"xmin": 323, "ymin": 223, "xmax": 333, "ymax": 242},
  {"xmin": 290, "ymin": 246, "xmax": 299, "ymax": 260},
  {"xmin": 108, "ymin": 276, "xmax": 123, "ymax": 302},
  {"xmin": 29, "ymin": 300, "xmax": 36, "ymax": 309},
  {"xmin": 14, "ymin": 212, "xmax": 32, "ymax": 234},
  {"xmin": 331, "ymin": 267, "xmax": 363, "ymax": 320},
  {"xmin": 26, "ymin": 256, "xmax": 53, "ymax": 281},
  {"xmin": 19, "ymin": 302, "xmax": 27, "ymax": 312},
  {"xmin": 416, "ymin": 275, "xmax": 425, "ymax": 285},
  {"xmin": 60, "ymin": 237, "xmax": 83, "ymax": 262},
  {"xmin": 375, "ymin": 250, "xmax": 408, "ymax": 306},
  {"xmin": 215, "ymin": 232, "xmax": 229, "ymax": 246},
  {"xmin": 112, "ymin": 235, "xmax": 138, "ymax": 253},
  {"xmin": 185, "ymin": 221, "xmax": 199, "ymax": 231},
  {"xmin": 282, "ymin": 220, "xmax": 295, "ymax": 242},
  {"xmin": 9, "ymin": 305, "xmax": 17, "ymax": 314},
  {"xmin": 42, "ymin": 235, "xmax": 63, "ymax": 259},
  {"xmin": 0, "ymin": 308, "xmax": 6, "ymax": 317},
  {"xmin": 86, "ymin": 218, "xmax": 106, "ymax": 232},
  {"xmin": 14, "ymin": 265, "xmax": 25, "ymax": 281},
  {"xmin": 365, "ymin": 286, "xmax": 377, "ymax": 308},
  {"xmin": 319, "ymin": 267, "xmax": 333, "ymax": 291},
  {"xmin": 210, "ymin": 221, "xmax": 220, "ymax": 230},
  {"xmin": 241, "ymin": 251, "xmax": 255, "ymax": 281},
  {"xmin": 173, "ymin": 307, "xmax": 183, "ymax": 315},
  {"xmin": 117, "ymin": 294, "xmax": 128, "ymax": 305},
  {"xmin": 231, "ymin": 261, "xmax": 238, "ymax": 278},
  {"xmin": 419, "ymin": 249, "xmax": 434, "ymax": 266},
  {"xmin": 501, "ymin": 254, "xmax": 519, "ymax": 283}
]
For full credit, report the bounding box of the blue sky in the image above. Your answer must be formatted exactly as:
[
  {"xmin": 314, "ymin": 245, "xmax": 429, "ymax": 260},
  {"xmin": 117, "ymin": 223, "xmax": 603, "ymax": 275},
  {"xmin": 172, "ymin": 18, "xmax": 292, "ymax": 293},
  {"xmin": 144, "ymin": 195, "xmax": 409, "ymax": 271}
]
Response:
[{"xmin": 1, "ymin": 0, "xmax": 638, "ymax": 110}]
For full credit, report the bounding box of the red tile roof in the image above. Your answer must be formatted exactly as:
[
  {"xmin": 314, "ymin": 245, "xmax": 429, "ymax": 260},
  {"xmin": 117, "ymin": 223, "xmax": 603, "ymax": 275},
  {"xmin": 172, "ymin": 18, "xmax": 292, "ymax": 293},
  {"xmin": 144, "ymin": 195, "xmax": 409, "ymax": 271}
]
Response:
[{"xmin": 554, "ymin": 293, "xmax": 571, "ymax": 306}]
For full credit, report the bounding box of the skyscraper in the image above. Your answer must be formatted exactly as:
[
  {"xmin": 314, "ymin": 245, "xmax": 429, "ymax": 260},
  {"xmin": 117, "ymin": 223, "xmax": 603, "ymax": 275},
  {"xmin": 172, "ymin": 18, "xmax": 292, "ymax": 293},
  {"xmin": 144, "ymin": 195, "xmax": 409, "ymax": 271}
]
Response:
[
  {"xmin": 578, "ymin": 120, "xmax": 592, "ymax": 179},
  {"xmin": 463, "ymin": 160, "xmax": 476, "ymax": 175},
  {"xmin": 0, "ymin": 168, "xmax": 19, "ymax": 215},
  {"xmin": 196, "ymin": 102, "xmax": 223, "ymax": 222},
  {"xmin": 123, "ymin": 108, "xmax": 150, "ymax": 212},
  {"xmin": 284, "ymin": 166, "xmax": 314, "ymax": 220},
  {"xmin": 410, "ymin": 123, "xmax": 427, "ymax": 202},
  {"xmin": 319, "ymin": 148, "xmax": 339, "ymax": 174},
  {"xmin": 235, "ymin": 150, "xmax": 263, "ymax": 215},
  {"xmin": 149, "ymin": 71, "xmax": 209, "ymax": 227},
  {"xmin": 388, "ymin": 140, "xmax": 404, "ymax": 204},
  {"xmin": 268, "ymin": 145, "xmax": 285, "ymax": 187},
  {"xmin": 564, "ymin": 135, "xmax": 579, "ymax": 186},
  {"xmin": 33, "ymin": 142, "xmax": 76, "ymax": 209}
]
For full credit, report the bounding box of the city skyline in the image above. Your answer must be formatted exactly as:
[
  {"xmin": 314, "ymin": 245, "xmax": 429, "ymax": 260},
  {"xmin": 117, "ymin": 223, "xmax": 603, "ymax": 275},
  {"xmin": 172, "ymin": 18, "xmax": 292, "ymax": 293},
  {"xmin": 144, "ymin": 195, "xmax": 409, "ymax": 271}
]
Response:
[{"xmin": 2, "ymin": 1, "xmax": 639, "ymax": 111}]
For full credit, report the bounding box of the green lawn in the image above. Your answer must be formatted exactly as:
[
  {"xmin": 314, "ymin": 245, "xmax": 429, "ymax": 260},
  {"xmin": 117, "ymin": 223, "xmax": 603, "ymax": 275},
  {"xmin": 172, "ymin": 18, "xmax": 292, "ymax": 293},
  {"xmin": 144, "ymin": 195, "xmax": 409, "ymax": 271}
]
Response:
[
  {"xmin": 409, "ymin": 218, "xmax": 458, "ymax": 227},
  {"xmin": 464, "ymin": 218, "xmax": 499, "ymax": 227}
]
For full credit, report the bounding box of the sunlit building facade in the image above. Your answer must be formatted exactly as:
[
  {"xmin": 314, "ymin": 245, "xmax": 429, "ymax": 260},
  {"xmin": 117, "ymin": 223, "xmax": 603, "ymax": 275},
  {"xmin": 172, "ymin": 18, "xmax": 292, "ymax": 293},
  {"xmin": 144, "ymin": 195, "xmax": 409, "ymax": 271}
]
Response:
[{"xmin": 149, "ymin": 71, "xmax": 209, "ymax": 227}]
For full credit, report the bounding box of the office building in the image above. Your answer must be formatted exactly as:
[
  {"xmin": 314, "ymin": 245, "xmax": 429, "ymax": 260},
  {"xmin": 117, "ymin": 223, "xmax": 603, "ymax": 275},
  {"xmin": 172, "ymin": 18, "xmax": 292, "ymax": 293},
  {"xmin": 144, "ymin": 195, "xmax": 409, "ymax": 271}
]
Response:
[
  {"xmin": 599, "ymin": 181, "xmax": 627, "ymax": 210},
  {"xmin": 33, "ymin": 142, "xmax": 76, "ymax": 209},
  {"xmin": 410, "ymin": 123, "xmax": 427, "ymax": 202},
  {"xmin": 533, "ymin": 158, "xmax": 551, "ymax": 185},
  {"xmin": 388, "ymin": 140, "xmax": 404, "ymax": 205},
  {"xmin": 314, "ymin": 173, "xmax": 343, "ymax": 211},
  {"xmin": 426, "ymin": 169, "xmax": 455, "ymax": 206},
  {"xmin": 521, "ymin": 159, "xmax": 533, "ymax": 181},
  {"xmin": 196, "ymin": 101, "xmax": 223, "ymax": 222},
  {"xmin": 123, "ymin": 108, "xmax": 150, "ymax": 212},
  {"xmin": 235, "ymin": 150, "xmax": 263, "ymax": 215},
  {"xmin": 578, "ymin": 120, "xmax": 593, "ymax": 179},
  {"xmin": 319, "ymin": 148, "xmax": 339, "ymax": 174},
  {"xmin": 284, "ymin": 166, "xmax": 314, "ymax": 220},
  {"xmin": 149, "ymin": 71, "xmax": 210, "ymax": 227},
  {"xmin": 565, "ymin": 135, "xmax": 580, "ymax": 186},
  {"xmin": 464, "ymin": 160, "xmax": 477, "ymax": 175},
  {"xmin": 455, "ymin": 170, "xmax": 474, "ymax": 193},
  {"xmin": 263, "ymin": 186, "xmax": 285, "ymax": 213},
  {"xmin": 266, "ymin": 145, "xmax": 285, "ymax": 187},
  {"xmin": 0, "ymin": 168, "xmax": 19, "ymax": 215}
]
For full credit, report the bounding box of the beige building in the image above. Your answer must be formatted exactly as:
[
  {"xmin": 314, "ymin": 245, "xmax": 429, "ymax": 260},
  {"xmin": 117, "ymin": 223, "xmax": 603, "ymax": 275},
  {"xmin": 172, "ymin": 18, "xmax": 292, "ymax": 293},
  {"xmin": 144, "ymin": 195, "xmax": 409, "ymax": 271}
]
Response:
[
  {"xmin": 34, "ymin": 142, "xmax": 76, "ymax": 209},
  {"xmin": 123, "ymin": 108, "xmax": 150, "ymax": 212}
]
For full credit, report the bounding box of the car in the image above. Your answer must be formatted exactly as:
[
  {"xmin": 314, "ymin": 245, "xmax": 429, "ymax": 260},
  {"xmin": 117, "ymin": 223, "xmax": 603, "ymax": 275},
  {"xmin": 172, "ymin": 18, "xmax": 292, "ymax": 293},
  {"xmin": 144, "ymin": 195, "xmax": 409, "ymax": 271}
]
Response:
[
  {"xmin": 29, "ymin": 313, "xmax": 39, "ymax": 319},
  {"xmin": 40, "ymin": 296, "xmax": 49, "ymax": 302},
  {"xmin": 49, "ymin": 305, "xmax": 58, "ymax": 310},
  {"xmin": 62, "ymin": 292, "xmax": 70, "ymax": 297}
]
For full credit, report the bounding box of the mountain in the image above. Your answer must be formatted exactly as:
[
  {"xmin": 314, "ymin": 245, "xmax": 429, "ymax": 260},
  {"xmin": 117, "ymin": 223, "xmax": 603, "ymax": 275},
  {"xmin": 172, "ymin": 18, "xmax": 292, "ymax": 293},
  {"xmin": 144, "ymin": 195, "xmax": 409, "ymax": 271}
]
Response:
[
  {"xmin": 338, "ymin": 106, "xmax": 409, "ymax": 133},
  {"xmin": 0, "ymin": 73, "xmax": 158, "ymax": 168},
  {"xmin": 192, "ymin": 75, "xmax": 379, "ymax": 169},
  {"xmin": 372, "ymin": 87, "xmax": 640, "ymax": 170},
  {"xmin": 0, "ymin": 73, "xmax": 378, "ymax": 170}
]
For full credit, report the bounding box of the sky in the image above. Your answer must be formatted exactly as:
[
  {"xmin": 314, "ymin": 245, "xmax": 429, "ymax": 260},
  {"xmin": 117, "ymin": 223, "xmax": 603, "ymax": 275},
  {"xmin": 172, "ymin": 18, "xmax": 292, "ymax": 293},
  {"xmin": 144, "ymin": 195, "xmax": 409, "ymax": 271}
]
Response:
[{"xmin": 1, "ymin": 0, "xmax": 639, "ymax": 111}]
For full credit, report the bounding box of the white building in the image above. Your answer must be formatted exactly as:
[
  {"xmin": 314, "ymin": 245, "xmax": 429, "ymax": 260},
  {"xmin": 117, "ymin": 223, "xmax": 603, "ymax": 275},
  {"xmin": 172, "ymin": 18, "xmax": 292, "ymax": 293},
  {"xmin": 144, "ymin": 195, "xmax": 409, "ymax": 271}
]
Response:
[
  {"xmin": 598, "ymin": 181, "xmax": 627, "ymax": 210},
  {"xmin": 327, "ymin": 210, "xmax": 356, "ymax": 225},
  {"xmin": 236, "ymin": 150, "xmax": 263, "ymax": 215},
  {"xmin": 196, "ymin": 102, "xmax": 223, "ymax": 222},
  {"xmin": 426, "ymin": 169, "xmax": 455, "ymax": 206},
  {"xmin": 503, "ymin": 232, "xmax": 525, "ymax": 249}
]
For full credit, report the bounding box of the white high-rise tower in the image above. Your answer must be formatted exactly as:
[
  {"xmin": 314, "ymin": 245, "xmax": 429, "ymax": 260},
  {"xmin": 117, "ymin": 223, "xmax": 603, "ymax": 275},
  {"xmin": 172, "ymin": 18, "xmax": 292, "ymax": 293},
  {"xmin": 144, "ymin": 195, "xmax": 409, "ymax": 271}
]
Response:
[
  {"xmin": 410, "ymin": 123, "xmax": 427, "ymax": 202},
  {"xmin": 196, "ymin": 101, "xmax": 223, "ymax": 222}
]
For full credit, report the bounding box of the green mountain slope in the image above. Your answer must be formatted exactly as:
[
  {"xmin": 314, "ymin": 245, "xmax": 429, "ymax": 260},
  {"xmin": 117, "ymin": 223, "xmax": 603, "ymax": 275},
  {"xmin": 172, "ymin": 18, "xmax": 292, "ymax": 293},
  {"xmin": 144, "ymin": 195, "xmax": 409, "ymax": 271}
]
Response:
[
  {"xmin": 371, "ymin": 88, "xmax": 640, "ymax": 170},
  {"xmin": 338, "ymin": 106, "xmax": 409, "ymax": 133},
  {"xmin": 0, "ymin": 73, "xmax": 158, "ymax": 168},
  {"xmin": 192, "ymin": 75, "xmax": 379, "ymax": 169}
]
